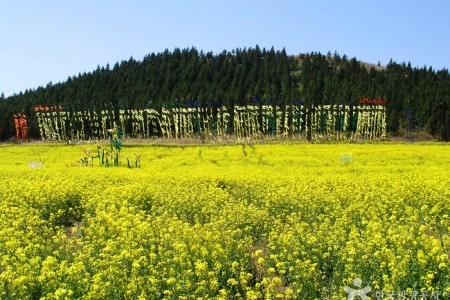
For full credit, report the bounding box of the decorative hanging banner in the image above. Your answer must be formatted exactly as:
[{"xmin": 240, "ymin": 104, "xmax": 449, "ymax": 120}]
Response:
[{"xmin": 34, "ymin": 104, "xmax": 386, "ymax": 142}]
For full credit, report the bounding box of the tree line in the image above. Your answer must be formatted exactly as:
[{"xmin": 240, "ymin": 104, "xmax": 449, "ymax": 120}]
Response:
[{"xmin": 1, "ymin": 46, "xmax": 448, "ymax": 140}]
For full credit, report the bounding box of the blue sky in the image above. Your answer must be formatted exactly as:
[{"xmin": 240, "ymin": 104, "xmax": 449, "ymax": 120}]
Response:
[{"xmin": 1, "ymin": 0, "xmax": 449, "ymax": 97}]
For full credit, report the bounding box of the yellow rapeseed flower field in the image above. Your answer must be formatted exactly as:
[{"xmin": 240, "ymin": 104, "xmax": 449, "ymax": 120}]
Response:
[{"xmin": 0, "ymin": 142, "xmax": 448, "ymax": 299}]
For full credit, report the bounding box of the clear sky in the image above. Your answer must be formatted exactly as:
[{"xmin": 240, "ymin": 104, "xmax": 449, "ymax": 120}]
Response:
[{"xmin": 1, "ymin": 0, "xmax": 449, "ymax": 97}]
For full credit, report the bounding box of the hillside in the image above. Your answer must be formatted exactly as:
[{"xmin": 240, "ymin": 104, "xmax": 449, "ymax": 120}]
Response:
[{"xmin": 1, "ymin": 47, "xmax": 449, "ymax": 140}]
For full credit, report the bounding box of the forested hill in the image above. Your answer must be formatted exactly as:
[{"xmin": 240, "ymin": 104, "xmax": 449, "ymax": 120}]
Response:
[{"xmin": 1, "ymin": 46, "xmax": 449, "ymax": 140}]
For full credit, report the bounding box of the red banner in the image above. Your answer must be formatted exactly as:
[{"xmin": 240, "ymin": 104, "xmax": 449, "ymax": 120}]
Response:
[{"xmin": 359, "ymin": 98, "xmax": 387, "ymax": 105}]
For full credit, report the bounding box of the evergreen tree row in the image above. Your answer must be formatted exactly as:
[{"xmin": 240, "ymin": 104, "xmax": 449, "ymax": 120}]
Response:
[{"xmin": 1, "ymin": 46, "xmax": 448, "ymax": 140}]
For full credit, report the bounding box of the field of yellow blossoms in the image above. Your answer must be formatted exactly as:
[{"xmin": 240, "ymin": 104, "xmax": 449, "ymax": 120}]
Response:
[{"xmin": 0, "ymin": 142, "xmax": 448, "ymax": 299}]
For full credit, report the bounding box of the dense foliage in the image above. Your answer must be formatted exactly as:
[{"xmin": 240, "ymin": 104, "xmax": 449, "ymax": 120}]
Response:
[
  {"xmin": 0, "ymin": 143, "xmax": 448, "ymax": 299},
  {"xmin": 1, "ymin": 47, "xmax": 449, "ymax": 140}
]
